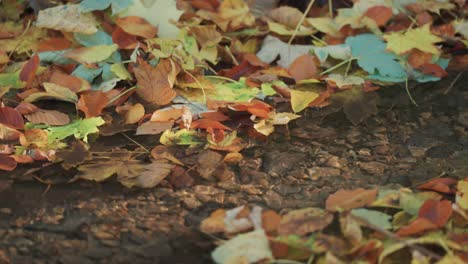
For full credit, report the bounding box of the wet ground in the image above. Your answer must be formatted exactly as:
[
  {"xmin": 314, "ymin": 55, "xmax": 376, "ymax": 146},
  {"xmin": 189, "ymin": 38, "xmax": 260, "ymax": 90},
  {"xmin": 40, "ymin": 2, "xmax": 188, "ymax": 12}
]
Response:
[{"xmin": 0, "ymin": 73, "xmax": 467, "ymax": 264}]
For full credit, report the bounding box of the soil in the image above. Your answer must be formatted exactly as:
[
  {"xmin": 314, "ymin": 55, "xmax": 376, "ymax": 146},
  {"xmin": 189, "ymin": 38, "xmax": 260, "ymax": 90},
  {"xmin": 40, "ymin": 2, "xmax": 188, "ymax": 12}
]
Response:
[{"xmin": 0, "ymin": 73, "xmax": 467, "ymax": 264}]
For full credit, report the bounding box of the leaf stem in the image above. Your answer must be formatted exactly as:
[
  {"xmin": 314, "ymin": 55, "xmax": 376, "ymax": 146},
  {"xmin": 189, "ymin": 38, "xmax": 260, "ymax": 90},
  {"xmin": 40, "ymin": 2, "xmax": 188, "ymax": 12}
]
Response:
[
  {"xmin": 183, "ymin": 69, "xmax": 207, "ymax": 104},
  {"xmin": 404, "ymin": 76, "xmax": 418, "ymax": 107},
  {"xmin": 106, "ymin": 86, "xmax": 137, "ymax": 106},
  {"xmin": 320, "ymin": 57, "xmax": 355, "ymax": 76}
]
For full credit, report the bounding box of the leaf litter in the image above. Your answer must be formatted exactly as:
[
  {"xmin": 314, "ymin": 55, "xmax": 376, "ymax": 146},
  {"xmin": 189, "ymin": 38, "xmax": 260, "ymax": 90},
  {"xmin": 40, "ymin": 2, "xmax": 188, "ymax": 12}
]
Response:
[{"xmin": 0, "ymin": 0, "xmax": 467, "ymax": 263}]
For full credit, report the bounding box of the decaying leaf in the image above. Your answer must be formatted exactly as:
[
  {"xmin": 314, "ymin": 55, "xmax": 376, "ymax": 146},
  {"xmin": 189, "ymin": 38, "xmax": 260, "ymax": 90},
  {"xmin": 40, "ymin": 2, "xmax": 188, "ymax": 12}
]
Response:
[
  {"xmin": 278, "ymin": 208, "xmax": 333, "ymax": 236},
  {"xmin": 326, "ymin": 188, "xmax": 378, "ymax": 212},
  {"xmin": 36, "ymin": 4, "xmax": 98, "ymax": 34}
]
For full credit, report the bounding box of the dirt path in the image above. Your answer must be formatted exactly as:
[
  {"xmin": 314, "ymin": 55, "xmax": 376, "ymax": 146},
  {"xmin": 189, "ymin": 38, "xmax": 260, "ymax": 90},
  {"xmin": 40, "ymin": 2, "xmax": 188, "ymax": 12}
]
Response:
[{"xmin": 0, "ymin": 76, "xmax": 467, "ymax": 264}]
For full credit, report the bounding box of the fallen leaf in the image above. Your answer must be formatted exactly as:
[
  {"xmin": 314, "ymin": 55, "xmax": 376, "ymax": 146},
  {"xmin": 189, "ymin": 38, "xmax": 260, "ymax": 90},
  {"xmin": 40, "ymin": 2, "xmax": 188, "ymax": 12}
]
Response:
[
  {"xmin": 418, "ymin": 199, "xmax": 452, "ymax": 227},
  {"xmin": 37, "ymin": 37, "xmax": 72, "ymax": 52},
  {"xmin": 191, "ymin": 118, "xmax": 230, "ymax": 131},
  {"xmin": 136, "ymin": 121, "xmax": 173, "ymax": 135},
  {"xmin": 325, "ymin": 74, "xmax": 365, "ymax": 89},
  {"xmin": 396, "ymin": 217, "xmax": 438, "ymax": 236},
  {"xmin": 0, "ymin": 106, "xmax": 24, "ymax": 129},
  {"xmin": 211, "ymin": 230, "xmax": 273, "ymax": 264},
  {"xmin": 112, "ymin": 27, "xmax": 138, "ymax": 49},
  {"xmin": 25, "ymin": 109, "xmax": 70, "ymax": 126},
  {"xmin": 326, "ymin": 188, "xmax": 378, "ymax": 212},
  {"xmin": 19, "ymin": 54, "xmax": 39, "ymax": 86},
  {"xmin": 197, "ymin": 150, "xmax": 223, "ymax": 180},
  {"xmin": 206, "ymin": 0, "xmax": 255, "ymax": 32},
  {"xmin": 150, "ymin": 108, "xmax": 185, "ymax": 122},
  {"xmin": 351, "ymin": 208, "xmax": 392, "ymax": 230},
  {"xmin": 268, "ymin": 6, "xmax": 303, "ymax": 29},
  {"xmin": 77, "ymin": 91, "xmax": 110, "ymax": 118},
  {"xmin": 0, "ymin": 154, "xmax": 17, "ymax": 171},
  {"xmin": 116, "ymin": 16, "xmax": 157, "ymax": 39},
  {"xmin": 79, "ymin": 0, "xmax": 134, "ymax": 15},
  {"xmin": 339, "ymin": 212, "xmax": 363, "ymax": 244},
  {"xmin": 384, "ymin": 24, "xmax": 443, "ymax": 55},
  {"xmin": 290, "ymin": 89, "xmax": 319, "ymax": 113},
  {"xmin": 64, "ymin": 44, "xmax": 118, "ymax": 64},
  {"xmin": 417, "ymin": 177, "xmax": 458, "ymax": 194},
  {"xmin": 36, "ymin": 4, "xmax": 98, "ymax": 34},
  {"xmin": 278, "ymin": 207, "xmax": 333, "ymax": 236},
  {"xmin": 119, "ymin": 160, "xmax": 175, "ymax": 188},
  {"xmin": 364, "ymin": 6, "xmax": 393, "ymax": 26},
  {"xmin": 49, "ymin": 70, "xmax": 91, "ymax": 93},
  {"xmin": 44, "ymin": 117, "xmax": 105, "ymax": 144},
  {"xmin": 56, "ymin": 140, "xmax": 92, "ymax": 169},
  {"xmin": 456, "ymin": 180, "xmax": 468, "ymax": 210},
  {"xmin": 0, "ymin": 123, "xmax": 21, "ymax": 141},
  {"xmin": 289, "ymin": 54, "xmax": 319, "ymax": 83},
  {"xmin": 134, "ymin": 58, "xmax": 178, "ymax": 105},
  {"xmin": 124, "ymin": 103, "xmax": 145, "ymax": 124}
]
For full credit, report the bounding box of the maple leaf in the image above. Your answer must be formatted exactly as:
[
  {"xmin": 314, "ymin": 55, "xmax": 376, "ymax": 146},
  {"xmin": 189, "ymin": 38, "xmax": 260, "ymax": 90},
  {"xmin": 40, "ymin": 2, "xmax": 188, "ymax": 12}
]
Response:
[
  {"xmin": 383, "ymin": 24, "xmax": 443, "ymax": 55},
  {"xmin": 32, "ymin": 117, "xmax": 105, "ymax": 144},
  {"xmin": 346, "ymin": 34, "xmax": 406, "ymax": 81},
  {"xmin": 134, "ymin": 58, "xmax": 178, "ymax": 105}
]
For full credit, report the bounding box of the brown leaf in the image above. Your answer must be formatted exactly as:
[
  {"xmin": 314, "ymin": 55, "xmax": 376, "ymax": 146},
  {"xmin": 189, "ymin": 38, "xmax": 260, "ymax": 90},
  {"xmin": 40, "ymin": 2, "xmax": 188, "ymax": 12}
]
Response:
[
  {"xmin": 134, "ymin": 58, "xmax": 178, "ymax": 105},
  {"xmin": 278, "ymin": 207, "xmax": 333, "ymax": 236},
  {"xmin": 197, "ymin": 150, "xmax": 223, "ymax": 180},
  {"xmin": 364, "ymin": 6, "xmax": 393, "ymax": 26},
  {"xmin": 124, "ymin": 103, "xmax": 145, "ymax": 124},
  {"xmin": 15, "ymin": 102, "xmax": 39, "ymax": 115},
  {"xmin": 112, "ymin": 27, "xmax": 138, "ymax": 50},
  {"xmin": 37, "ymin": 37, "xmax": 71, "ymax": 52},
  {"xmin": 418, "ymin": 199, "xmax": 452, "ymax": 227},
  {"xmin": 262, "ymin": 210, "xmax": 281, "ymax": 235},
  {"xmin": 56, "ymin": 140, "xmax": 92, "ymax": 169},
  {"xmin": 0, "ymin": 123, "xmax": 21, "ymax": 141},
  {"xmin": 118, "ymin": 160, "xmax": 174, "ymax": 188},
  {"xmin": 19, "ymin": 54, "xmax": 40, "ymax": 86},
  {"xmin": 408, "ymin": 49, "xmax": 433, "ymax": 69},
  {"xmin": 326, "ymin": 188, "xmax": 378, "ymax": 212},
  {"xmin": 115, "ymin": 16, "xmax": 158, "ymax": 39},
  {"xmin": 77, "ymin": 91, "xmax": 109, "ymax": 118},
  {"xmin": 0, "ymin": 154, "xmax": 17, "ymax": 171},
  {"xmin": 200, "ymin": 209, "xmax": 226, "ymax": 234},
  {"xmin": 150, "ymin": 108, "xmax": 184, "ymax": 122},
  {"xmin": 49, "ymin": 70, "xmax": 91, "ymax": 93},
  {"xmin": 288, "ymin": 54, "xmax": 319, "ymax": 83},
  {"xmin": 268, "ymin": 6, "xmax": 303, "ymax": 29},
  {"xmin": 25, "ymin": 109, "xmax": 70, "ymax": 126},
  {"xmin": 0, "ymin": 51, "xmax": 9, "ymax": 64},
  {"xmin": 190, "ymin": 25, "xmax": 222, "ymax": 48},
  {"xmin": 396, "ymin": 217, "xmax": 438, "ymax": 236},
  {"xmin": 191, "ymin": 118, "xmax": 231, "ymax": 131},
  {"xmin": 419, "ymin": 63, "xmax": 448, "ymax": 78},
  {"xmin": 0, "ymin": 106, "xmax": 24, "ymax": 129},
  {"xmin": 136, "ymin": 121, "xmax": 173, "ymax": 135},
  {"xmin": 19, "ymin": 128, "xmax": 48, "ymax": 148}
]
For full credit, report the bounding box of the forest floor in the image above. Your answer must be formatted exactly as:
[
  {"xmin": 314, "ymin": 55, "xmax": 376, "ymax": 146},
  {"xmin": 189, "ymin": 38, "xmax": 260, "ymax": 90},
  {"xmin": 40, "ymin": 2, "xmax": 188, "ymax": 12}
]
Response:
[{"xmin": 0, "ymin": 73, "xmax": 467, "ymax": 264}]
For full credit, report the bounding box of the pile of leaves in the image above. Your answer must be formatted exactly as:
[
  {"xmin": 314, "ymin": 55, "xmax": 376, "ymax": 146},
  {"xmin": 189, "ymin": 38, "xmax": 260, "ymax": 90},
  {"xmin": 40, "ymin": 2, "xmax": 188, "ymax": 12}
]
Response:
[
  {"xmin": 0, "ymin": 0, "xmax": 467, "ymax": 183},
  {"xmin": 201, "ymin": 177, "xmax": 468, "ymax": 263}
]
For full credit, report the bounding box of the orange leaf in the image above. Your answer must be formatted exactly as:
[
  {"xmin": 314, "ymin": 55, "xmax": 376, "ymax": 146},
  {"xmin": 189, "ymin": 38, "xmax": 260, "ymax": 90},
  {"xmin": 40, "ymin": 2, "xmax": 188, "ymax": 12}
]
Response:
[
  {"xmin": 396, "ymin": 217, "xmax": 438, "ymax": 236},
  {"xmin": 49, "ymin": 70, "xmax": 91, "ymax": 93},
  {"xmin": 124, "ymin": 103, "xmax": 145, "ymax": 124},
  {"xmin": 418, "ymin": 199, "xmax": 452, "ymax": 227},
  {"xmin": 19, "ymin": 54, "xmax": 39, "ymax": 86},
  {"xmin": 189, "ymin": 0, "xmax": 220, "ymax": 11},
  {"xmin": 288, "ymin": 54, "xmax": 319, "ymax": 83},
  {"xmin": 191, "ymin": 119, "xmax": 230, "ymax": 131},
  {"xmin": 408, "ymin": 49, "xmax": 433, "ymax": 69},
  {"xmin": 0, "ymin": 154, "xmax": 17, "ymax": 171},
  {"xmin": 116, "ymin": 16, "xmax": 158, "ymax": 39},
  {"xmin": 112, "ymin": 27, "xmax": 139, "ymax": 50},
  {"xmin": 419, "ymin": 63, "xmax": 448, "ymax": 78},
  {"xmin": 230, "ymin": 100, "xmax": 273, "ymax": 119},
  {"xmin": 77, "ymin": 91, "xmax": 110, "ymax": 118},
  {"xmin": 200, "ymin": 111, "xmax": 230, "ymax": 121},
  {"xmin": 417, "ymin": 177, "xmax": 458, "ymax": 194},
  {"xmin": 0, "ymin": 51, "xmax": 9, "ymax": 64},
  {"xmin": 0, "ymin": 106, "xmax": 24, "ymax": 129},
  {"xmin": 37, "ymin": 37, "xmax": 71, "ymax": 52},
  {"xmin": 432, "ymin": 24, "xmax": 455, "ymax": 37},
  {"xmin": 150, "ymin": 108, "xmax": 184, "ymax": 122},
  {"xmin": 0, "ymin": 123, "xmax": 21, "ymax": 141},
  {"xmin": 134, "ymin": 58, "xmax": 179, "ymax": 105},
  {"xmin": 278, "ymin": 207, "xmax": 333, "ymax": 236},
  {"xmin": 364, "ymin": 6, "xmax": 393, "ymax": 26},
  {"xmin": 325, "ymin": 188, "xmax": 378, "ymax": 212}
]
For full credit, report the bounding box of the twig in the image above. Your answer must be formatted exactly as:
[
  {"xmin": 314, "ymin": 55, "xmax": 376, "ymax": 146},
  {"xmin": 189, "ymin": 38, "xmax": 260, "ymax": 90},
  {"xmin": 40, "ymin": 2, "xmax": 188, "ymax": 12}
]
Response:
[
  {"xmin": 405, "ymin": 76, "xmax": 418, "ymax": 107},
  {"xmin": 106, "ymin": 86, "xmax": 137, "ymax": 106},
  {"xmin": 443, "ymin": 71, "xmax": 463, "ymax": 95},
  {"xmin": 120, "ymin": 132, "xmax": 150, "ymax": 153},
  {"xmin": 183, "ymin": 69, "xmax": 207, "ymax": 104},
  {"xmin": 224, "ymin": 46, "xmax": 239, "ymax": 66},
  {"xmin": 287, "ymin": 0, "xmax": 315, "ymax": 45}
]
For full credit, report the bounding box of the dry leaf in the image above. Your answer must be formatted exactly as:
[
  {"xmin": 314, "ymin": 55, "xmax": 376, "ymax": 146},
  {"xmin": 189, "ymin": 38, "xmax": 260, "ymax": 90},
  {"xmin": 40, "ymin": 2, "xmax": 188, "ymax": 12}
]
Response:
[
  {"xmin": 36, "ymin": 4, "xmax": 98, "ymax": 34},
  {"xmin": 25, "ymin": 109, "xmax": 70, "ymax": 126},
  {"xmin": 326, "ymin": 188, "xmax": 378, "ymax": 212},
  {"xmin": 124, "ymin": 103, "xmax": 145, "ymax": 124},
  {"xmin": 116, "ymin": 16, "xmax": 158, "ymax": 39},
  {"xmin": 134, "ymin": 58, "xmax": 179, "ymax": 105},
  {"xmin": 278, "ymin": 207, "xmax": 333, "ymax": 236},
  {"xmin": 77, "ymin": 91, "xmax": 110, "ymax": 118}
]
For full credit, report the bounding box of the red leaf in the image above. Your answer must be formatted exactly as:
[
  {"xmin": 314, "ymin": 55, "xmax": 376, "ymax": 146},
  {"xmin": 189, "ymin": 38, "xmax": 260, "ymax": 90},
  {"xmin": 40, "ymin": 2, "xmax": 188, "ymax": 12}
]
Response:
[
  {"xmin": 37, "ymin": 37, "xmax": 71, "ymax": 52},
  {"xmin": 0, "ymin": 106, "xmax": 24, "ymax": 129},
  {"xmin": 396, "ymin": 217, "xmax": 438, "ymax": 236},
  {"xmin": 419, "ymin": 63, "xmax": 448, "ymax": 78},
  {"xmin": 417, "ymin": 177, "xmax": 458, "ymax": 194},
  {"xmin": 288, "ymin": 54, "xmax": 319, "ymax": 83},
  {"xmin": 19, "ymin": 54, "xmax": 40, "ymax": 86},
  {"xmin": 219, "ymin": 60, "xmax": 260, "ymax": 80},
  {"xmin": 364, "ymin": 6, "xmax": 393, "ymax": 26},
  {"xmin": 49, "ymin": 70, "xmax": 91, "ymax": 93},
  {"xmin": 188, "ymin": 0, "xmax": 220, "ymax": 11},
  {"xmin": 418, "ymin": 199, "xmax": 452, "ymax": 227},
  {"xmin": 408, "ymin": 49, "xmax": 433, "ymax": 69},
  {"xmin": 112, "ymin": 27, "xmax": 139, "ymax": 50},
  {"xmin": 0, "ymin": 154, "xmax": 17, "ymax": 171}
]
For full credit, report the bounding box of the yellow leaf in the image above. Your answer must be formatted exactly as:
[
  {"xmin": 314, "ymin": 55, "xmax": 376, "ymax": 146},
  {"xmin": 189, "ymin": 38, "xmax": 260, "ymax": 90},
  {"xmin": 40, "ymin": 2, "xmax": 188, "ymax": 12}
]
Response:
[
  {"xmin": 0, "ymin": 23, "xmax": 47, "ymax": 54},
  {"xmin": 456, "ymin": 180, "xmax": 468, "ymax": 210},
  {"xmin": 64, "ymin": 44, "xmax": 118, "ymax": 64},
  {"xmin": 267, "ymin": 21, "xmax": 314, "ymax": 36},
  {"xmin": 307, "ymin": 17, "xmax": 341, "ymax": 37},
  {"xmin": 124, "ymin": 103, "xmax": 145, "ymax": 125},
  {"xmin": 384, "ymin": 24, "xmax": 443, "ymax": 55},
  {"xmin": 209, "ymin": 0, "xmax": 256, "ymax": 32},
  {"xmin": 290, "ymin": 89, "xmax": 319, "ymax": 113}
]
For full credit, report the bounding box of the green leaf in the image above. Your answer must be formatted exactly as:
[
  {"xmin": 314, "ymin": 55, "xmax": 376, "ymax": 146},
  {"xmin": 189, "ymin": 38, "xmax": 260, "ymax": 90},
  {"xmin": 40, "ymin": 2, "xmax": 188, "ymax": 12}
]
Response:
[
  {"xmin": 45, "ymin": 117, "xmax": 105, "ymax": 144},
  {"xmin": 0, "ymin": 71, "xmax": 24, "ymax": 88},
  {"xmin": 351, "ymin": 208, "xmax": 392, "ymax": 230},
  {"xmin": 346, "ymin": 34, "xmax": 406, "ymax": 81}
]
